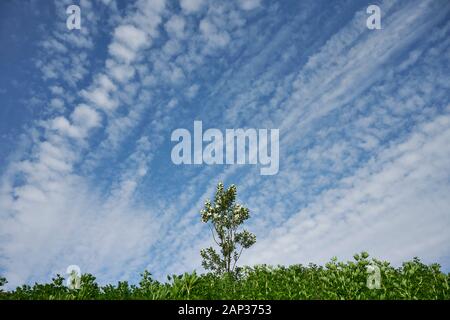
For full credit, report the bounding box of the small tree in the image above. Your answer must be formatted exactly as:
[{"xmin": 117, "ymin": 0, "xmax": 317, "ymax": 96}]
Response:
[{"xmin": 200, "ymin": 182, "xmax": 256, "ymax": 275}]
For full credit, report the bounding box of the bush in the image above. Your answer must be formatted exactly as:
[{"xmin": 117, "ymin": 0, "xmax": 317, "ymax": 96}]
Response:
[{"xmin": 1, "ymin": 253, "xmax": 449, "ymax": 300}]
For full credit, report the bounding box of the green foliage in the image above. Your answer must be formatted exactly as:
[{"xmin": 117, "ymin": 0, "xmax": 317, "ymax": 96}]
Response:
[
  {"xmin": 1, "ymin": 253, "xmax": 449, "ymax": 300},
  {"xmin": 200, "ymin": 182, "xmax": 256, "ymax": 275},
  {"xmin": 0, "ymin": 277, "xmax": 8, "ymax": 295}
]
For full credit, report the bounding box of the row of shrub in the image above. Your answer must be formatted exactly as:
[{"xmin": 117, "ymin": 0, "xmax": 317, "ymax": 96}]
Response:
[{"xmin": 1, "ymin": 253, "xmax": 449, "ymax": 300}]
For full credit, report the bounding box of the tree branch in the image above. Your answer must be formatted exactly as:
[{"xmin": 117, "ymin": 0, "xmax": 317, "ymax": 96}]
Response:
[
  {"xmin": 232, "ymin": 246, "xmax": 244, "ymax": 272},
  {"xmin": 209, "ymin": 224, "xmax": 220, "ymax": 246}
]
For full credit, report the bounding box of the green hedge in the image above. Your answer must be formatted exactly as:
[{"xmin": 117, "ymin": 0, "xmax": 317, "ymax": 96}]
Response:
[{"xmin": 1, "ymin": 253, "xmax": 449, "ymax": 300}]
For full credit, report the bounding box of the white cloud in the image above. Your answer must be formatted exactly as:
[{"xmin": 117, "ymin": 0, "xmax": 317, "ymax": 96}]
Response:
[
  {"xmin": 107, "ymin": 61, "xmax": 136, "ymax": 83},
  {"xmin": 109, "ymin": 42, "xmax": 137, "ymax": 62},
  {"xmin": 180, "ymin": 0, "xmax": 205, "ymax": 14},
  {"xmin": 0, "ymin": 173, "xmax": 160, "ymax": 287},
  {"xmin": 237, "ymin": 0, "xmax": 261, "ymax": 11},
  {"xmin": 71, "ymin": 104, "xmax": 102, "ymax": 130},
  {"xmin": 50, "ymin": 117, "xmax": 83, "ymax": 139},
  {"xmin": 165, "ymin": 15, "xmax": 186, "ymax": 39},
  {"xmin": 49, "ymin": 86, "xmax": 64, "ymax": 96},
  {"xmin": 81, "ymin": 74, "xmax": 118, "ymax": 111},
  {"xmin": 82, "ymin": 88, "xmax": 118, "ymax": 111},
  {"xmin": 49, "ymin": 98, "xmax": 64, "ymax": 112},
  {"xmin": 163, "ymin": 39, "xmax": 182, "ymax": 57},
  {"xmin": 14, "ymin": 185, "xmax": 47, "ymax": 203},
  {"xmin": 242, "ymin": 111, "xmax": 450, "ymax": 267},
  {"xmin": 167, "ymin": 98, "xmax": 178, "ymax": 110},
  {"xmin": 48, "ymin": 106, "xmax": 100, "ymax": 140},
  {"xmin": 113, "ymin": 24, "xmax": 147, "ymax": 51},
  {"xmin": 185, "ymin": 84, "xmax": 200, "ymax": 99},
  {"xmin": 200, "ymin": 18, "xmax": 230, "ymax": 49}
]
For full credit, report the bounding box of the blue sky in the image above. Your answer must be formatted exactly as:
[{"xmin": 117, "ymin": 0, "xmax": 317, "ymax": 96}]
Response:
[{"xmin": 0, "ymin": 0, "xmax": 449, "ymax": 288}]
